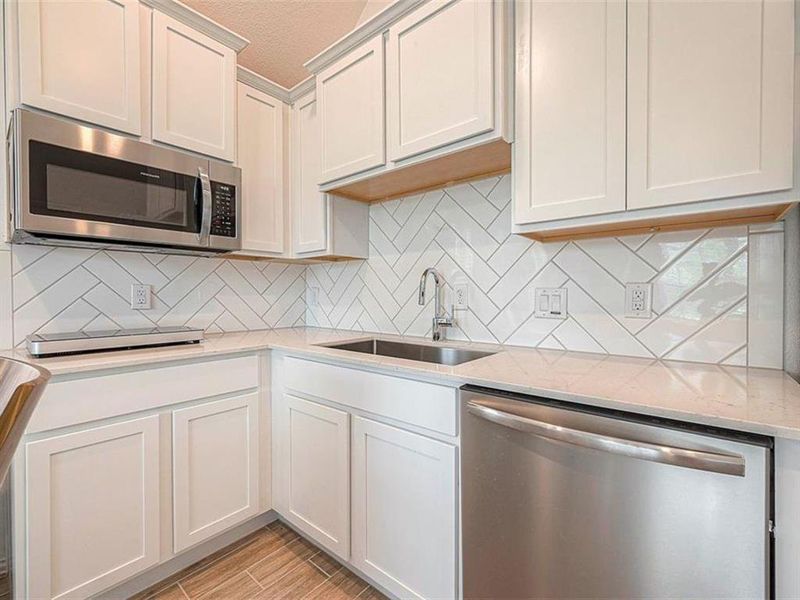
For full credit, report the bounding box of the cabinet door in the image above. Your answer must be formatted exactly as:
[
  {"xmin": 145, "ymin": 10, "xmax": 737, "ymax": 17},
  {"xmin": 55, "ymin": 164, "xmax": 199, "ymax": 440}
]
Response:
[
  {"xmin": 17, "ymin": 0, "xmax": 141, "ymax": 134},
  {"xmin": 317, "ymin": 36, "xmax": 385, "ymax": 183},
  {"xmin": 281, "ymin": 394, "xmax": 350, "ymax": 558},
  {"xmin": 26, "ymin": 415, "xmax": 160, "ymax": 600},
  {"xmin": 513, "ymin": 0, "xmax": 626, "ymax": 225},
  {"xmin": 173, "ymin": 394, "xmax": 259, "ymax": 552},
  {"xmin": 352, "ymin": 417, "xmax": 457, "ymax": 600},
  {"xmin": 237, "ymin": 83, "xmax": 285, "ymax": 254},
  {"xmin": 152, "ymin": 11, "xmax": 235, "ymax": 161},
  {"xmin": 387, "ymin": 0, "xmax": 494, "ymax": 161},
  {"xmin": 292, "ymin": 93, "xmax": 328, "ymax": 254},
  {"xmin": 627, "ymin": 0, "xmax": 794, "ymax": 209}
]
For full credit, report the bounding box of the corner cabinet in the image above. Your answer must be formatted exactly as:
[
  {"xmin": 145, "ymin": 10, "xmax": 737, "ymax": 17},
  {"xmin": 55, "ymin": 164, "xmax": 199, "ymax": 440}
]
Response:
[
  {"xmin": 151, "ymin": 11, "xmax": 236, "ymax": 161},
  {"xmin": 237, "ymin": 82, "xmax": 287, "ymax": 255},
  {"xmin": 351, "ymin": 416, "xmax": 457, "ymax": 600},
  {"xmin": 16, "ymin": 0, "xmax": 142, "ymax": 135},
  {"xmin": 513, "ymin": 0, "xmax": 795, "ymax": 240},
  {"xmin": 172, "ymin": 394, "xmax": 260, "ymax": 553},
  {"xmin": 26, "ymin": 415, "xmax": 161, "ymax": 599},
  {"xmin": 317, "ymin": 36, "xmax": 386, "ymax": 184},
  {"xmin": 386, "ymin": 0, "xmax": 495, "ymax": 161}
]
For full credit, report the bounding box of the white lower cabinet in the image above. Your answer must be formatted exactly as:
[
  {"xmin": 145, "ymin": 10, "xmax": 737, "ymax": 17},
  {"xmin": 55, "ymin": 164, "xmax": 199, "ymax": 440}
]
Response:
[
  {"xmin": 280, "ymin": 394, "xmax": 351, "ymax": 558},
  {"xmin": 172, "ymin": 393, "xmax": 260, "ymax": 552},
  {"xmin": 351, "ymin": 416, "xmax": 457, "ymax": 600},
  {"xmin": 25, "ymin": 415, "xmax": 161, "ymax": 600}
]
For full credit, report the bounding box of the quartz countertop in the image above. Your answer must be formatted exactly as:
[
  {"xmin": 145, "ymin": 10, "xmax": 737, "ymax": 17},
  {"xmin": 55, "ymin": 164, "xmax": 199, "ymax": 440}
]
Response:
[{"xmin": 5, "ymin": 327, "xmax": 800, "ymax": 440}]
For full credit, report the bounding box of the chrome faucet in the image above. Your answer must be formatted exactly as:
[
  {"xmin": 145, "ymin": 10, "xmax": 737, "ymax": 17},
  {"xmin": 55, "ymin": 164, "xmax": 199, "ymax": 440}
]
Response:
[{"xmin": 418, "ymin": 267, "xmax": 453, "ymax": 341}]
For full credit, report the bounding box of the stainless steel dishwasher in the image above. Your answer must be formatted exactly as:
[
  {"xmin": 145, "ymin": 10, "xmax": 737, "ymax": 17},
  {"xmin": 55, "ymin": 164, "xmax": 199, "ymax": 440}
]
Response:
[{"xmin": 461, "ymin": 386, "xmax": 773, "ymax": 599}]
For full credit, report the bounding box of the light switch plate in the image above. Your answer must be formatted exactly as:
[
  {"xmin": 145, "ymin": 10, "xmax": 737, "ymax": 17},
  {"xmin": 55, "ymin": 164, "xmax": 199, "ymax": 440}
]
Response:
[
  {"xmin": 453, "ymin": 283, "xmax": 469, "ymax": 311},
  {"xmin": 534, "ymin": 288, "xmax": 567, "ymax": 319},
  {"xmin": 625, "ymin": 282, "xmax": 652, "ymax": 318},
  {"xmin": 130, "ymin": 284, "xmax": 151, "ymax": 310}
]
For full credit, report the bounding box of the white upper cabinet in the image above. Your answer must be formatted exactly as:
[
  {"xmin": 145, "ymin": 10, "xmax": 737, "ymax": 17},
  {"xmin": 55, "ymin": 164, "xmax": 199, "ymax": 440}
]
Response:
[
  {"xmin": 26, "ymin": 415, "xmax": 160, "ymax": 600},
  {"xmin": 237, "ymin": 82, "xmax": 286, "ymax": 254},
  {"xmin": 172, "ymin": 394, "xmax": 260, "ymax": 553},
  {"xmin": 386, "ymin": 0, "xmax": 494, "ymax": 162},
  {"xmin": 292, "ymin": 93, "xmax": 328, "ymax": 254},
  {"xmin": 151, "ymin": 11, "xmax": 236, "ymax": 161},
  {"xmin": 17, "ymin": 0, "xmax": 141, "ymax": 135},
  {"xmin": 514, "ymin": 0, "xmax": 626, "ymax": 225},
  {"xmin": 627, "ymin": 0, "xmax": 794, "ymax": 210},
  {"xmin": 317, "ymin": 36, "xmax": 386, "ymax": 183}
]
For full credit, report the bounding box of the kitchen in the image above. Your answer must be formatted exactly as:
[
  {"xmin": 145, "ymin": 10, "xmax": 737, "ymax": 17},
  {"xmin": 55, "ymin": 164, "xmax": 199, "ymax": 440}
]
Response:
[{"xmin": 0, "ymin": 0, "xmax": 798, "ymax": 599}]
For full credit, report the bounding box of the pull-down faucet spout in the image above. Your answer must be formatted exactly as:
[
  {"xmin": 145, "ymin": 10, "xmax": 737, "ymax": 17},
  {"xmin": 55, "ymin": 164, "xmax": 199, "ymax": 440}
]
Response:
[{"xmin": 418, "ymin": 267, "xmax": 453, "ymax": 342}]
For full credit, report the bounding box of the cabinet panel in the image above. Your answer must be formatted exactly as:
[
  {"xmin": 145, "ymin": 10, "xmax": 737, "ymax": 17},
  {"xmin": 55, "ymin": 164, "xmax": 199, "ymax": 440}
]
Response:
[
  {"xmin": 317, "ymin": 36, "xmax": 386, "ymax": 183},
  {"xmin": 152, "ymin": 11, "xmax": 235, "ymax": 160},
  {"xmin": 173, "ymin": 394, "xmax": 260, "ymax": 552},
  {"xmin": 352, "ymin": 416, "xmax": 457, "ymax": 600},
  {"xmin": 281, "ymin": 394, "xmax": 350, "ymax": 558},
  {"xmin": 627, "ymin": 0, "xmax": 794, "ymax": 209},
  {"xmin": 292, "ymin": 93, "xmax": 328, "ymax": 254},
  {"xmin": 18, "ymin": 0, "xmax": 141, "ymax": 134},
  {"xmin": 237, "ymin": 83, "xmax": 285, "ymax": 254},
  {"xmin": 387, "ymin": 0, "xmax": 494, "ymax": 161},
  {"xmin": 26, "ymin": 415, "xmax": 160, "ymax": 599},
  {"xmin": 514, "ymin": 0, "xmax": 625, "ymax": 225}
]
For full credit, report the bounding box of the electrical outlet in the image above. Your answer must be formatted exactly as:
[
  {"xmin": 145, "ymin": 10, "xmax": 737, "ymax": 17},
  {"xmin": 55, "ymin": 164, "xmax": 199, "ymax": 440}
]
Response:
[
  {"xmin": 130, "ymin": 284, "xmax": 151, "ymax": 310},
  {"xmin": 308, "ymin": 286, "xmax": 319, "ymax": 307},
  {"xmin": 534, "ymin": 287, "xmax": 567, "ymax": 319},
  {"xmin": 453, "ymin": 283, "xmax": 469, "ymax": 310},
  {"xmin": 625, "ymin": 282, "xmax": 652, "ymax": 318}
]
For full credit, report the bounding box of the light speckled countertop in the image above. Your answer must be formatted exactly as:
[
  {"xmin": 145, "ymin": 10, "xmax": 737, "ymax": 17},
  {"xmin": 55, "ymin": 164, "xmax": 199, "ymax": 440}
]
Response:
[{"xmin": 5, "ymin": 327, "xmax": 800, "ymax": 440}]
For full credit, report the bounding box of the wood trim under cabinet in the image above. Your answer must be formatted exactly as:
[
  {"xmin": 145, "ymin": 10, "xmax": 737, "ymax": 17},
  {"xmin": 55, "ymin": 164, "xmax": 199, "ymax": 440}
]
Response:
[
  {"xmin": 328, "ymin": 138, "xmax": 511, "ymax": 203},
  {"xmin": 519, "ymin": 202, "xmax": 797, "ymax": 243}
]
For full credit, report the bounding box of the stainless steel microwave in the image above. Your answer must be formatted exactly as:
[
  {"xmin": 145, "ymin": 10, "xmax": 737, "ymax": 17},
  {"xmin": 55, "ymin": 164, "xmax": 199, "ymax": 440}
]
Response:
[{"xmin": 8, "ymin": 109, "xmax": 241, "ymax": 254}]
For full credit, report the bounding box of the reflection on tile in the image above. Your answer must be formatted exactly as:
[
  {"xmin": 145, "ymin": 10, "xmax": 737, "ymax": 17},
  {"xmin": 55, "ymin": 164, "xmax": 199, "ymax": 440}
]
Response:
[{"xmin": 747, "ymin": 231, "xmax": 784, "ymax": 368}]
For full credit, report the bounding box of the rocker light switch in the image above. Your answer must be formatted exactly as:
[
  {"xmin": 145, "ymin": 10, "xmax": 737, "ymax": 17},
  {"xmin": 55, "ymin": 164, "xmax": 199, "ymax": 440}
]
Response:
[{"xmin": 535, "ymin": 288, "xmax": 567, "ymax": 319}]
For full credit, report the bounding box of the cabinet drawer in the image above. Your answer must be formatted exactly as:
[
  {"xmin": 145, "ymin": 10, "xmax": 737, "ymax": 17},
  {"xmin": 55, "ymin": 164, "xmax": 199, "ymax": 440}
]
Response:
[
  {"xmin": 283, "ymin": 357, "xmax": 457, "ymax": 436},
  {"xmin": 28, "ymin": 354, "xmax": 260, "ymax": 433}
]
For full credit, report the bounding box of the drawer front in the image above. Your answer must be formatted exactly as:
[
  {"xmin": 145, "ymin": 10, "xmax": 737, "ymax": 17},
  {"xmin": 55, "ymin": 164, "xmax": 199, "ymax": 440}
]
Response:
[
  {"xmin": 283, "ymin": 357, "xmax": 457, "ymax": 436},
  {"xmin": 29, "ymin": 354, "xmax": 260, "ymax": 433}
]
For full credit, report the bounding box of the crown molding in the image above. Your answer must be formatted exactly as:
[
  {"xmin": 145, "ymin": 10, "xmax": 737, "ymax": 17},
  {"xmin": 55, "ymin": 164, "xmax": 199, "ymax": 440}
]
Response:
[
  {"xmin": 237, "ymin": 66, "xmax": 292, "ymax": 103},
  {"xmin": 303, "ymin": 0, "xmax": 425, "ymax": 74},
  {"xmin": 142, "ymin": 0, "xmax": 250, "ymax": 52},
  {"xmin": 288, "ymin": 76, "xmax": 316, "ymax": 104}
]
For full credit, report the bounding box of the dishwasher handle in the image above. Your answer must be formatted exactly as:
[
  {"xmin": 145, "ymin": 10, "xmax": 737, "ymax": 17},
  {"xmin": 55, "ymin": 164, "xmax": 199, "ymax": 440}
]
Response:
[{"xmin": 466, "ymin": 399, "xmax": 746, "ymax": 476}]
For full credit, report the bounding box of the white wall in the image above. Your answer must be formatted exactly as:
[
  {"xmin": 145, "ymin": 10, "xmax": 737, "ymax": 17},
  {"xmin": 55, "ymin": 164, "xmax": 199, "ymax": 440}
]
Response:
[{"xmin": 307, "ymin": 174, "xmax": 786, "ymax": 368}]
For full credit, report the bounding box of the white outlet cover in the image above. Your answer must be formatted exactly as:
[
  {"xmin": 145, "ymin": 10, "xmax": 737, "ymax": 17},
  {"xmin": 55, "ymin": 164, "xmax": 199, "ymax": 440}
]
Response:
[
  {"xmin": 625, "ymin": 282, "xmax": 652, "ymax": 318},
  {"xmin": 130, "ymin": 284, "xmax": 152, "ymax": 310},
  {"xmin": 453, "ymin": 283, "xmax": 469, "ymax": 310},
  {"xmin": 308, "ymin": 286, "xmax": 319, "ymax": 307}
]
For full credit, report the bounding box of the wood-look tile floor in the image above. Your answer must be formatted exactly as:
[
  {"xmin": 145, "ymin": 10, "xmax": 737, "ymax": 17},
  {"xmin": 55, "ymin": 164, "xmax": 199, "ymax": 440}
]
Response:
[{"xmin": 133, "ymin": 521, "xmax": 387, "ymax": 600}]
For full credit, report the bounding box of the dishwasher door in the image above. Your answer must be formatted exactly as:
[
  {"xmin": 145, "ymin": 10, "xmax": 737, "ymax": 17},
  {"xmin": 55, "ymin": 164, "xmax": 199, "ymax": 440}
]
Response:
[{"xmin": 461, "ymin": 387, "xmax": 772, "ymax": 600}]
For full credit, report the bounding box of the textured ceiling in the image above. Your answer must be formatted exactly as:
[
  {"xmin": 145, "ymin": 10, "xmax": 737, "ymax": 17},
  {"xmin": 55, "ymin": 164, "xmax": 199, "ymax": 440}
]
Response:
[{"xmin": 182, "ymin": 0, "xmax": 369, "ymax": 88}]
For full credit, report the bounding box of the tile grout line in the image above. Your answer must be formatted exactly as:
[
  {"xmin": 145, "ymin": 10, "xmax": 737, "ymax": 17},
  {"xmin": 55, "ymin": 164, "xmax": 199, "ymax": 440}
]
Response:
[{"xmin": 246, "ymin": 570, "xmax": 265, "ymax": 590}]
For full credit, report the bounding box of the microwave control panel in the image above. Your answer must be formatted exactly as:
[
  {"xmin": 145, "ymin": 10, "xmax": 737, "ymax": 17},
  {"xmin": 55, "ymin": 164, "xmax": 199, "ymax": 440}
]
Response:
[{"xmin": 210, "ymin": 182, "xmax": 236, "ymax": 238}]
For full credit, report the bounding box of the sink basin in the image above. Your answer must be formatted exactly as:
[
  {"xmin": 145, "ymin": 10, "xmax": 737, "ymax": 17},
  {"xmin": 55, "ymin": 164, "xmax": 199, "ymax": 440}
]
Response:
[{"xmin": 322, "ymin": 339, "xmax": 495, "ymax": 366}]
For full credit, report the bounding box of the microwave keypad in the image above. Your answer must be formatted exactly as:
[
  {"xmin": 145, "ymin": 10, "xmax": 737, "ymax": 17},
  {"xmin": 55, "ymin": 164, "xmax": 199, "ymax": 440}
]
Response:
[{"xmin": 210, "ymin": 182, "xmax": 236, "ymax": 237}]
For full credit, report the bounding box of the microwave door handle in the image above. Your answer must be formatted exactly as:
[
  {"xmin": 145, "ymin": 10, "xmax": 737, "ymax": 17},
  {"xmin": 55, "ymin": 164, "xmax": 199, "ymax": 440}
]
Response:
[
  {"xmin": 197, "ymin": 166, "xmax": 212, "ymax": 246},
  {"xmin": 466, "ymin": 399, "xmax": 746, "ymax": 476}
]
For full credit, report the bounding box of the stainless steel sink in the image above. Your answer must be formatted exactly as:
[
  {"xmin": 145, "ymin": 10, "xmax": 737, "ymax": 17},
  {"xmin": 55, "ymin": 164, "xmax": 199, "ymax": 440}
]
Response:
[{"xmin": 322, "ymin": 339, "xmax": 496, "ymax": 366}]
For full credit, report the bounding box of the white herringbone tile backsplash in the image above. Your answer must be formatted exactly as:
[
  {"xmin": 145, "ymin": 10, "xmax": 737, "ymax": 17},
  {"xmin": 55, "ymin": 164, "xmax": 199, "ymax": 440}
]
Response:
[
  {"xmin": 307, "ymin": 175, "xmax": 785, "ymax": 368},
  {"xmin": 9, "ymin": 246, "xmax": 306, "ymax": 347}
]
